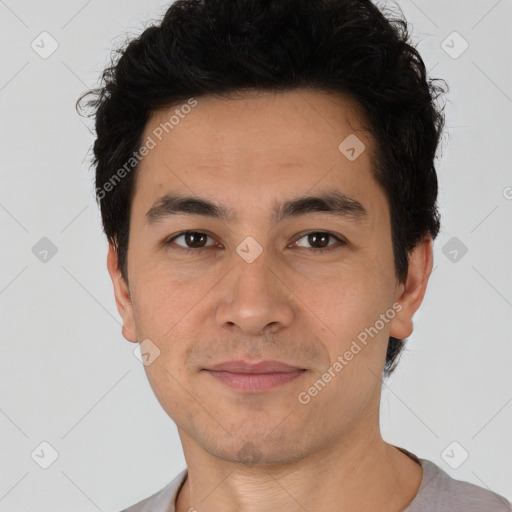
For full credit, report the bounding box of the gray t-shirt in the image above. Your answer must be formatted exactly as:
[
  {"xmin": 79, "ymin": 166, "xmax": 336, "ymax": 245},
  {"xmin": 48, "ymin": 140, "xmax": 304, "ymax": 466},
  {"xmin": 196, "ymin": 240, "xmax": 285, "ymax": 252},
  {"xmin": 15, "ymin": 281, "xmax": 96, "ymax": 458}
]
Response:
[{"xmin": 121, "ymin": 452, "xmax": 511, "ymax": 512}]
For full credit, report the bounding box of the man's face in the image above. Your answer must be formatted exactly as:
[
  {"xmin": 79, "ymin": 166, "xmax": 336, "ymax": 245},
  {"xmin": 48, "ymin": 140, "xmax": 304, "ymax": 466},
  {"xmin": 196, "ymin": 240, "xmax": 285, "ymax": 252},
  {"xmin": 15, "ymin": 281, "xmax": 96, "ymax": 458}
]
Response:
[{"xmin": 111, "ymin": 89, "xmax": 407, "ymax": 465}]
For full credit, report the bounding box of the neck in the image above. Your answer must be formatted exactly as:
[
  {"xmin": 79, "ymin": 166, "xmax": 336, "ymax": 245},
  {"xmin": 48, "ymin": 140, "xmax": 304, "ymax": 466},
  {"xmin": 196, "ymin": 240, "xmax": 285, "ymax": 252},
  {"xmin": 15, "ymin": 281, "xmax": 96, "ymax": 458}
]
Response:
[{"xmin": 175, "ymin": 423, "xmax": 422, "ymax": 512}]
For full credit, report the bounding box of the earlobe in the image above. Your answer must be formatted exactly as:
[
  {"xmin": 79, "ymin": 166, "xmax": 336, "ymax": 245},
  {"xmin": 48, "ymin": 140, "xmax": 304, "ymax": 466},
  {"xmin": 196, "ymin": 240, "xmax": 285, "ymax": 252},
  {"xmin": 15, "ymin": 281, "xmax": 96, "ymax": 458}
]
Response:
[
  {"xmin": 389, "ymin": 235, "xmax": 434, "ymax": 340},
  {"xmin": 106, "ymin": 242, "xmax": 138, "ymax": 343}
]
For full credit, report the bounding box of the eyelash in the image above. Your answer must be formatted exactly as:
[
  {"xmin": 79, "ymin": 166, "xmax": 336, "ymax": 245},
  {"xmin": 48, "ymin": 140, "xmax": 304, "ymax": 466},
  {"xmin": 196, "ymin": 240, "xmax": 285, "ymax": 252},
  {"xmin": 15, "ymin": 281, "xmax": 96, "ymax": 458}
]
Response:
[{"xmin": 164, "ymin": 231, "xmax": 346, "ymax": 255}]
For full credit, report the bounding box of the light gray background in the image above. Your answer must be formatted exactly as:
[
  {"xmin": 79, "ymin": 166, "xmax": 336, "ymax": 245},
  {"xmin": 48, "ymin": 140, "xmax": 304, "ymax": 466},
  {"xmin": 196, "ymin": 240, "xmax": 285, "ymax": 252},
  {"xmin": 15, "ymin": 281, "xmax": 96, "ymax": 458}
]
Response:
[{"xmin": 1, "ymin": 0, "xmax": 511, "ymax": 510}]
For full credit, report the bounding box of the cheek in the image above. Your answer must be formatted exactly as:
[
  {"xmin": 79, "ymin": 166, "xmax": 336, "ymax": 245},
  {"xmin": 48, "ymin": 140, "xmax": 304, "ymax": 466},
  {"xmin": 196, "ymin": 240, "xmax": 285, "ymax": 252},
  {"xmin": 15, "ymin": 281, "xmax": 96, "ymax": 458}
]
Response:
[
  {"xmin": 299, "ymin": 259, "xmax": 395, "ymax": 363},
  {"xmin": 294, "ymin": 258, "xmax": 384, "ymax": 318},
  {"xmin": 131, "ymin": 259, "xmax": 212, "ymax": 331},
  {"xmin": 142, "ymin": 360, "xmax": 187, "ymax": 418},
  {"xmin": 130, "ymin": 263, "xmax": 213, "ymax": 366}
]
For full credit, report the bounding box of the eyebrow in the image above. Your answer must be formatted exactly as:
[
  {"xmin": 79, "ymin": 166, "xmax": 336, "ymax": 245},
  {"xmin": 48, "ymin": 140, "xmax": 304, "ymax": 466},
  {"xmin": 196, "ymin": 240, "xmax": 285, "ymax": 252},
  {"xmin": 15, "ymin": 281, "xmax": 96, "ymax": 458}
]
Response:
[{"xmin": 145, "ymin": 189, "xmax": 367, "ymax": 225}]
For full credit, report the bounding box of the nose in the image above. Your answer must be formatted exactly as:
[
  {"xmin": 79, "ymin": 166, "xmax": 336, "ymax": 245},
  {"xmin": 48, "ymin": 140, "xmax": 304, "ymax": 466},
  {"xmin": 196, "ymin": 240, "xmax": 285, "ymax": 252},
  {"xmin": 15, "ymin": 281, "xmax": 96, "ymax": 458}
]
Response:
[{"xmin": 214, "ymin": 250, "xmax": 295, "ymax": 337}]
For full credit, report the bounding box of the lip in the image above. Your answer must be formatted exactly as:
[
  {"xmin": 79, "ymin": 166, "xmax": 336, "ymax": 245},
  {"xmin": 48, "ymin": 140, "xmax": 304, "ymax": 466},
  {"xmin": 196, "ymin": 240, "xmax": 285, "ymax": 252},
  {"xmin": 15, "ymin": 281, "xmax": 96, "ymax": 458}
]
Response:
[
  {"xmin": 205, "ymin": 360, "xmax": 304, "ymax": 373},
  {"xmin": 203, "ymin": 360, "xmax": 306, "ymax": 392},
  {"xmin": 205, "ymin": 370, "xmax": 305, "ymax": 391}
]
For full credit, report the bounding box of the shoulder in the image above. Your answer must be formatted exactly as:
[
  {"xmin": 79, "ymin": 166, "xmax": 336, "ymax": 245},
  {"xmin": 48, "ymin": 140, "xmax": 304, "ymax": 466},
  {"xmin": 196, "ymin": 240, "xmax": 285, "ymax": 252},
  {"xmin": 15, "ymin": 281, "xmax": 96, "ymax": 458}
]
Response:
[
  {"xmin": 407, "ymin": 458, "xmax": 511, "ymax": 512},
  {"xmin": 119, "ymin": 468, "xmax": 188, "ymax": 512}
]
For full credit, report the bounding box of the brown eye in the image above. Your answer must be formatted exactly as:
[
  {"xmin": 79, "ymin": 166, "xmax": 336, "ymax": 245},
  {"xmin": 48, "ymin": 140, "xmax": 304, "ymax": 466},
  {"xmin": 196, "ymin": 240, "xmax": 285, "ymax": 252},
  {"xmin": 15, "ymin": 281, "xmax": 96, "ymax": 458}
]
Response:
[
  {"xmin": 294, "ymin": 232, "xmax": 345, "ymax": 253},
  {"xmin": 166, "ymin": 231, "xmax": 217, "ymax": 251}
]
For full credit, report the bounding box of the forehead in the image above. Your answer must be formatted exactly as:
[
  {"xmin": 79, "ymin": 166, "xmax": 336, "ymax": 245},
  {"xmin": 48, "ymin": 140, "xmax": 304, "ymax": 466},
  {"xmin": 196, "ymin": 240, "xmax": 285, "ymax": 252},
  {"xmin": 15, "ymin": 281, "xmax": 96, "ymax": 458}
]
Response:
[
  {"xmin": 145, "ymin": 88, "xmax": 371, "ymax": 160},
  {"xmin": 132, "ymin": 89, "xmax": 386, "ymax": 226}
]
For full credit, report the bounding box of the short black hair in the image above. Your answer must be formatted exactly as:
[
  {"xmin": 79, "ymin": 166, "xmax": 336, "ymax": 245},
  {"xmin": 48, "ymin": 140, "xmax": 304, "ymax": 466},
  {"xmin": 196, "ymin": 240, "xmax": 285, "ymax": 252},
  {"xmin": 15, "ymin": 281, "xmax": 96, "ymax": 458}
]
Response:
[{"xmin": 77, "ymin": 0, "xmax": 447, "ymax": 377}]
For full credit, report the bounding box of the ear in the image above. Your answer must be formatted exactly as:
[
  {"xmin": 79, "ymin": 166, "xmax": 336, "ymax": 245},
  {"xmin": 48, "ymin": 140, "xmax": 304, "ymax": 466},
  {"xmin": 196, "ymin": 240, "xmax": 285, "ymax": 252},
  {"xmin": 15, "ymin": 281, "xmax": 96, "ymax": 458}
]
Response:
[
  {"xmin": 106, "ymin": 242, "xmax": 138, "ymax": 343},
  {"xmin": 389, "ymin": 234, "xmax": 434, "ymax": 340}
]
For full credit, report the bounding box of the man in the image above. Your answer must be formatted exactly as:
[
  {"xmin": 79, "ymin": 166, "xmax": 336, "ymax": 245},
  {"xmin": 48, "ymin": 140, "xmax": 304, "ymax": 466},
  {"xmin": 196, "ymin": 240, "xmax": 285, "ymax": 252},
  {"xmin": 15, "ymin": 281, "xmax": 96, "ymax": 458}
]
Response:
[{"xmin": 78, "ymin": 0, "xmax": 511, "ymax": 510}]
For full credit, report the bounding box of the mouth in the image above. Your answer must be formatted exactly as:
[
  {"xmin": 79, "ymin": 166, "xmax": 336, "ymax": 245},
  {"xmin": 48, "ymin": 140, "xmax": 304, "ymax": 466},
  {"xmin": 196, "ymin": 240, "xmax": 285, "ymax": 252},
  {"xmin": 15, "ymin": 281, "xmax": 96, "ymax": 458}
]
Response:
[{"xmin": 202, "ymin": 360, "xmax": 307, "ymax": 392}]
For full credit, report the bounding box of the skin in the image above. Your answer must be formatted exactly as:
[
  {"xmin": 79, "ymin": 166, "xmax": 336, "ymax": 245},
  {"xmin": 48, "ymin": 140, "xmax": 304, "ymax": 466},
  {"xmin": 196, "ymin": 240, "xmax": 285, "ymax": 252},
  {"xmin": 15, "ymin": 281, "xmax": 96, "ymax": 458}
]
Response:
[{"xmin": 107, "ymin": 89, "xmax": 433, "ymax": 512}]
